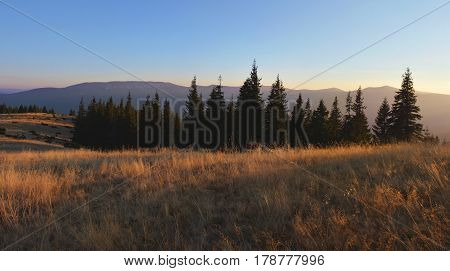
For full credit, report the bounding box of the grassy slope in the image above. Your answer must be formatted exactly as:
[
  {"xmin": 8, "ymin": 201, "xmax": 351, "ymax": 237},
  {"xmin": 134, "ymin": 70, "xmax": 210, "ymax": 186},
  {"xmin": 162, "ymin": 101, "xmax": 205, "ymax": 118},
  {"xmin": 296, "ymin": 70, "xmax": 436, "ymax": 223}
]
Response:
[
  {"xmin": 0, "ymin": 113, "xmax": 74, "ymax": 151},
  {"xmin": 0, "ymin": 144, "xmax": 448, "ymax": 250}
]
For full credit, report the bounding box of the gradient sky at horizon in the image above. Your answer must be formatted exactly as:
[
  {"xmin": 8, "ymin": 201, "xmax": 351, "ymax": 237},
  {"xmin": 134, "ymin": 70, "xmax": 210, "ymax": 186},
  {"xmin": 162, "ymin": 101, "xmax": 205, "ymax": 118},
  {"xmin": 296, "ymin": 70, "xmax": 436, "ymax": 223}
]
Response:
[{"xmin": 1, "ymin": 0, "xmax": 449, "ymax": 94}]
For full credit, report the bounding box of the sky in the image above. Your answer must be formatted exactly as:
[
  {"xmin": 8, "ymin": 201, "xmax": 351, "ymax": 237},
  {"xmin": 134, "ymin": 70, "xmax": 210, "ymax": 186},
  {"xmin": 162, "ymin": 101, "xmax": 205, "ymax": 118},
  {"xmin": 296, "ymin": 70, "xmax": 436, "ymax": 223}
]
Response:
[{"xmin": 0, "ymin": 0, "xmax": 449, "ymax": 94}]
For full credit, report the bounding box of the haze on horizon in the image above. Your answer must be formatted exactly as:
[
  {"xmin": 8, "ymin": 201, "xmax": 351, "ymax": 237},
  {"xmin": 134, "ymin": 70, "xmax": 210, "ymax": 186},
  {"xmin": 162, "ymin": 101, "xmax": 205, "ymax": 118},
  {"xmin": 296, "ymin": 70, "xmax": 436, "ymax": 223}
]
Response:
[{"xmin": 1, "ymin": 0, "xmax": 449, "ymax": 94}]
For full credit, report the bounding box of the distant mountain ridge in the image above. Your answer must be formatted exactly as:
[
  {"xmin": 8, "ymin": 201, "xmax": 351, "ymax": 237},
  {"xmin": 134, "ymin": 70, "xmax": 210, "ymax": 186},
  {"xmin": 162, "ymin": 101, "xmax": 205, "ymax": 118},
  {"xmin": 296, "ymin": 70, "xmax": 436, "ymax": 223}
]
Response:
[
  {"xmin": 0, "ymin": 88, "xmax": 25, "ymax": 94},
  {"xmin": 0, "ymin": 81, "xmax": 449, "ymax": 139}
]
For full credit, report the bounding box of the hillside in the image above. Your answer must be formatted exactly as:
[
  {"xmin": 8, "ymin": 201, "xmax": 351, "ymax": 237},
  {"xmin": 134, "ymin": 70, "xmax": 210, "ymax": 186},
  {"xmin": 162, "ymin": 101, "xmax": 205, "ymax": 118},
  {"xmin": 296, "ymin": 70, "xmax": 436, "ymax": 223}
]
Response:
[
  {"xmin": 0, "ymin": 144, "xmax": 448, "ymax": 250},
  {"xmin": 0, "ymin": 82, "xmax": 449, "ymax": 139},
  {"xmin": 0, "ymin": 113, "xmax": 75, "ymax": 151}
]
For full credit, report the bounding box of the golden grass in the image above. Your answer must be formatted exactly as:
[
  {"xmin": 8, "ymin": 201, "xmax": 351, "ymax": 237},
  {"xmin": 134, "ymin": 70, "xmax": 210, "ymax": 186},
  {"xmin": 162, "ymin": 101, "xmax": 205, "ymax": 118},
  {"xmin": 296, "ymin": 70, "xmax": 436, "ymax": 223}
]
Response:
[
  {"xmin": 0, "ymin": 144, "xmax": 448, "ymax": 250},
  {"xmin": 0, "ymin": 137, "xmax": 64, "ymax": 151}
]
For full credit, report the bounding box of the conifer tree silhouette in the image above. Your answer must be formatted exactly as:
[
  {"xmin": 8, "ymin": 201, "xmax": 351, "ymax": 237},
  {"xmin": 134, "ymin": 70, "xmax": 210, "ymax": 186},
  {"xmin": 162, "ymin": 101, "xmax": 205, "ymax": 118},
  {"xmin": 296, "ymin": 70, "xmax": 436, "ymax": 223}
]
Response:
[
  {"xmin": 265, "ymin": 75, "xmax": 288, "ymax": 147},
  {"xmin": 372, "ymin": 97, "xmax": 392, "ymax": 143},
  {"xmin": 350, "ymin": 87, "xmax": 371, "ymax": 144},
  {"xmin": 328, "ymin": 96, "xmax": 343, "ymax": 145},
  {"xmin": 390, "ymin": 68, "xmax": 423, "ymax": 141}
]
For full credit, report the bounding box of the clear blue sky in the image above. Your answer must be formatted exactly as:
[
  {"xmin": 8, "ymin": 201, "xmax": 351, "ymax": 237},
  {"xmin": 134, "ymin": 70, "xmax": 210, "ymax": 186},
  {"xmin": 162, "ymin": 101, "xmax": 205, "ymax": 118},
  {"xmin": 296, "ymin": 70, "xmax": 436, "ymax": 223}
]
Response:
[{"xmin": 1, "ymin": 0, "xmax": 449, "ymax": 94}]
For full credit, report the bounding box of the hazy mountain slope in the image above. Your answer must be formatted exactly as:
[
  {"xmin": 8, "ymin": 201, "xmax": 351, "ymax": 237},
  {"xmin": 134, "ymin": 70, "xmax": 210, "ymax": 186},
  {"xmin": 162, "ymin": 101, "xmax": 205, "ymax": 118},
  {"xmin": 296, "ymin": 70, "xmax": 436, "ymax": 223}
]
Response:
[
  {"xmin": 0, "ymin": 89, "xmax": 24, "ymax": 94},
  {"xmin": 0, "ymin": 82, "xmax": 449, "ymax": 139}
]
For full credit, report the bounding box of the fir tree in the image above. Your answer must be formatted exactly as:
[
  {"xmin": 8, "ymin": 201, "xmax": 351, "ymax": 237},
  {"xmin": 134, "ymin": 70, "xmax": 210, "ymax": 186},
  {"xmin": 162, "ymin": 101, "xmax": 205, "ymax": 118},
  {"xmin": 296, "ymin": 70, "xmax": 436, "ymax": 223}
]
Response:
[
  {"xmin": 303, "ymin": 98, "xmax": 313, "ymax": 142},
  {"xmin": 372, "ymin": 98, "xmax": 392, "ymax": 143},
  {"xmin": 342, "ymin": 92, "xmax": 353, "ymax": 142},
  {"xmin": 184, "ymin": 76, "xmax": 203, "ymax": 147},
  {"xmin": 289, "ymin": 93, "xmax": 307, "ymax": 147},
  {"xmin": 105, "ymin": 97, "xmax": 116, "ymax": 148},
  {"xmin": 150, "ymin": 93, "xmax": 161, "ymax": 147},
  {"xmin": 328, "ymin": 96, "xmax": 342, "ymax": 144},
  {"xmin": 226, "ymin": 96, "xmax": 236, "ymax": 149},
  {"xmin": 73, "ymin": 98, "xmax": 86, "ymax": 145},
  {"xmin": 162, "ymin": 99, "xmax": 172, "ymax": 148},
  {"xmin": 173, "ymin": 112, "xmax": 182, "ymax": 148},
  {"xmin": 237, "ymin": 60, "xmax": 264, "ymax": 147},
  {"xmin": 265, "ymin": 75, "xmax": 288, "ymax": 146},
  {"xmin": 390, "ymin": 68, "xmax": 423, "ymax": 141},
  {"xmin": 350, "ymin": 87, "xmax": 371, "ymax": 143},
  {"xmin": 124, "ymin": 92, "xmax": 137, "ymax": 148},
  {"xmin": 310, "ymin": 99, "xmax": 329, "ymax": 146},
  {"xmin": 138, "ymin": 95, "xmax": 151, "ymax": 148},
  {"xmin": 206, "ymin": 76, "xmax": 226, "ymax": 149},
  {"xmin": 185, "ymin": 76, "xmax": 202, "ymax": 118}
]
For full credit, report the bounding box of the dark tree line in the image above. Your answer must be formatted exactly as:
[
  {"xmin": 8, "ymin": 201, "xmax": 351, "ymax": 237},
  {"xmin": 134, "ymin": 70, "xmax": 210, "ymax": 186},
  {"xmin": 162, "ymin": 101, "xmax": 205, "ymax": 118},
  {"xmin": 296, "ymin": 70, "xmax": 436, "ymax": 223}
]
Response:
[
  {"xmin": 72, "ymin": 65, "xmax": 431, "ymax": 150},
  {"xmin": 0, "ymin": 104, "xmax": 55, "ymax": 114},
  {"xmin": 73, "ymin": 95, "xmax": 138, "ymax": 149}
]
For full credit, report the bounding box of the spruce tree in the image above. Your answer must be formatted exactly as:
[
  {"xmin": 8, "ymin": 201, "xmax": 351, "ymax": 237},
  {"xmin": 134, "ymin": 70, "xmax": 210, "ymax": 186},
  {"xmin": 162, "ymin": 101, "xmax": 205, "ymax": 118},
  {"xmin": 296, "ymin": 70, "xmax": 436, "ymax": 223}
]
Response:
[
  {"xmin": 310, "ymin": 99, "xmax": 329, "ymax": 146},
  {"xmin": 265, "ymin": 75, "xmax": 288, "ymax": 147},
  {"xmin": 328, "ymin": 96, "xmax": 342, "ymax": 145},
  {"xmin": 237, "ymin": 60, "xmax": 264, "ymax": 147},
  {"xmin": 105, "ymin": 97, "xmax": 116, "ymax": 148},
  {"xmin": 162, "ymin": 99, "xmax": 172, "ymax": 148},
  {"xmin": 124, "ymin": 92, "xmax": 137, "ymax": 148},
  {"xmin": 341, "ymin": 92, "xmax": 353, "ymax": 143},
  {"xmin": 85, "ymin": 97, "xmax": 98, "ymax": 147},
  {"xmin": 372, "ymin": 98, "xmax": 392, "ymax": 143},
  {"xmin": 150, "ymin": 93, "xmax": 161, "ymax": 147},
  {"xmin": 73, "ymin": 98, "xmax": 86, "ymax": 145},
  {"xmin": 289, "ymin": 93, "xmax": 307, "ymax": 147},
  {"xmin": 185, "ymin": 76, "xmax": 202, "ymax": 118},
  {"xmin": 390, "ymin": 68, "xmax": 423, "ymax": 141},
  {"xmin": 173, "ymin": 112, "xmax": 182, "ymax": 148},
  {"xmin": 303, "ymin": 98, "xmax": 313, "ymax": 143},
  {"xmin": 226, "ymin": 96, "xmax": 236, "ymax": 149},
  {"xmin": 184, "ymin": 76, "xmax": 203, "ymax": 147},
  {"xmin": 350, "ymin": 87, "xmax": 371, "ymax": 144},
  {"xmin": 206, "ymin": 76, "xmax": 226, "ymax": 149}
]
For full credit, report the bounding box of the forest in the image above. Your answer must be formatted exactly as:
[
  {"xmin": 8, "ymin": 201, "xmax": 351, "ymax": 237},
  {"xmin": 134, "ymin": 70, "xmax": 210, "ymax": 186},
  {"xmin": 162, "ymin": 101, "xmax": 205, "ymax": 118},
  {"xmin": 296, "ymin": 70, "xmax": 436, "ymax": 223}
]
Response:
[{"xmin": 72, "ymin": 63, "xmax": 436, "ymax": 150}]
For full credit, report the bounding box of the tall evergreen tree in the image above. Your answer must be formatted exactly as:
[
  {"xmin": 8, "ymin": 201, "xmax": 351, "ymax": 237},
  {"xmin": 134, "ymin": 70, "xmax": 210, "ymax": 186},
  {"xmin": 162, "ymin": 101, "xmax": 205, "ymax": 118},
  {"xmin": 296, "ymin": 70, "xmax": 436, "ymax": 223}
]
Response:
[
  {"xmin": 206, "ymin": 76, "xmax": 226, "ymax": 149},
  {"xmin": 139, "ymin": 95, "xmax": 152, "ymax": 147},
  {"xmin": 226, "ymin": 96, "xmax": 236, "ymax": 149},
  {"xmin": 73, "ymin": 98, "xmax": 86, "ymax": 145},
  {"xmin": 390, "ymin": 68, "xmax": 423, "ymax": 141},
  {"xmin": 124, "ymin": 92, "xmax": 137, "ymax": 148},
  {"xmin": 350, "ymin": 87, "xmax": 371, "ymax": 143},
  {"xmin": 104, "ymin": 97, "xmax": 117, "ymax": 148},
  {"xmin": 184, "ymin": 76, "xmax": 203, "ymax": 147},
  {"xmin": 173, "ymin": 112, "xmax": 182, "ymax": 148},
  {"xmin": 162, "ymin": 99, "xmax": 172, "ymax": 147},
  {"xmin": 265, "ymin": 75, "xmax": 288, "ymax": 146},
  {"xmin": 289, "ymin": 93, "xmax": 307, "ymax": 147},
  {"xmin": 328, "ymin": 96, "xmax": 342, "ymax": 144},
  {"xmin": 341, "ymin": 92, "xmax": 353, "ymax": 142},
  {"xmin": 150, "ymin": 93, "xmax": 161, "ymax": 147},
  {"xmin": 185, "ymin": 76, "xmax": 202, "ymax": 118},
  {"xmin": 303, "ymin": 98, "xmax": 313, "ymax": 143},
  {"xmin": 372, "ymin": 97, "xmax": 392, "ymax": 143},
  {"xmin": 237, "ymin": 60, "xmax": 264, "ymax": 147},
  {"xmin": 310, "ymin": 99, "xmax": 329, "ymax": 146}
]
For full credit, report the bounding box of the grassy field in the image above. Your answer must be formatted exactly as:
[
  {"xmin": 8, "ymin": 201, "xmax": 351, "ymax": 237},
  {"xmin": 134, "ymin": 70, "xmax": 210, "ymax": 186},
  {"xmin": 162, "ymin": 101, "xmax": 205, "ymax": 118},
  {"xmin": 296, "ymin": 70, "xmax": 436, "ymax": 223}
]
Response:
[{"xmin": 0, "ymin": 144, "xmax": 448, "ymax": 250}]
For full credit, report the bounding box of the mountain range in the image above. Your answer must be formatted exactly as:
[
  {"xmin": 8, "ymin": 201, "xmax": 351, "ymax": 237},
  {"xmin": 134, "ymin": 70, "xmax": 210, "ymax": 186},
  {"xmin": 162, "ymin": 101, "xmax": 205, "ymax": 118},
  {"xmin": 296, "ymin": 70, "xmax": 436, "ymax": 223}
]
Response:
[
  {"xmin": 0, "ymin": 88, "xmax": 24, "ymax": 95},
  {"xmin": 0, "ymin": 81, "xmax": 449, "ymax": 140}
]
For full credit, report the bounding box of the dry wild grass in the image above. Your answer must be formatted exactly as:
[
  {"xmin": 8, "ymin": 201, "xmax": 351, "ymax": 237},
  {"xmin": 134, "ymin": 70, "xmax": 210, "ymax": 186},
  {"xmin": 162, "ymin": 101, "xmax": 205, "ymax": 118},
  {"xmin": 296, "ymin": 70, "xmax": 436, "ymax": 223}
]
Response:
[{"xmin": 0, "ymin": 144, "xmax": 448, "ymax": 250}]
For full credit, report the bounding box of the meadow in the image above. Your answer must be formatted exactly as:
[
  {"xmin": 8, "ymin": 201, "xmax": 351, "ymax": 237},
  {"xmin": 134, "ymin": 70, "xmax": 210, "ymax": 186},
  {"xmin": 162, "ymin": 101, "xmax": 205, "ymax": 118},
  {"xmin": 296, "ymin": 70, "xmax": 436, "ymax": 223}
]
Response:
[{"xmin": 0, "ymin": 144, "xmax": 448, "ymax": 250}]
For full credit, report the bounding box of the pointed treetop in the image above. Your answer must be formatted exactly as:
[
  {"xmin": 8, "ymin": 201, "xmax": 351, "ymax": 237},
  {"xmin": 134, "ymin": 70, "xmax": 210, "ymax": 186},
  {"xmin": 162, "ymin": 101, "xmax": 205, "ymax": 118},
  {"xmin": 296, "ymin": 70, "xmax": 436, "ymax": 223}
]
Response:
[{"xmin": 296, "ymin": 93, "xmax": 303, "ymax": 106}]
